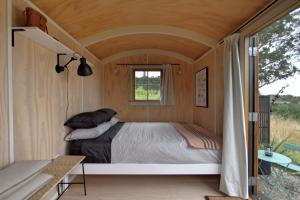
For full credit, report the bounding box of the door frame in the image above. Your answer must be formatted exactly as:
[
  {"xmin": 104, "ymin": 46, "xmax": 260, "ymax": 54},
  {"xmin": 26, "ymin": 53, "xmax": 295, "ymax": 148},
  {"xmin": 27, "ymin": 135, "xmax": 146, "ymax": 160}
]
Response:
[{"xmin": 247, "ymin": 35, "xmax": 260, "ymax": 195}]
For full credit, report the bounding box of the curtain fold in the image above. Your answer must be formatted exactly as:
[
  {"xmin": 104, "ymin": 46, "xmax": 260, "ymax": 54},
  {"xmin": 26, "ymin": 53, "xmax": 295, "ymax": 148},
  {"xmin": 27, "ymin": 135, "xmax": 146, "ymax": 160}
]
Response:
[
  {"xmin": 220, "ymin": 33, "xmax": 248, "ymax": 199},
  {"xmin": 160, "ymin": 64, "xmax": 175, "ymax": 105}
]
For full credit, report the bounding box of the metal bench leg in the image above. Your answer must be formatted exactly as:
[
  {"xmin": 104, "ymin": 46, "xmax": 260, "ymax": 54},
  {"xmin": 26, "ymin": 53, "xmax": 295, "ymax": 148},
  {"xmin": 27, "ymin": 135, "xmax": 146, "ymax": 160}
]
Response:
[
  {"xmin": 57, "ymin": 184, "xmax": 60, "ymax": 196},
  {"xmin": 82, "ymin": 163, "xmax": 86, "ymax": 196}
]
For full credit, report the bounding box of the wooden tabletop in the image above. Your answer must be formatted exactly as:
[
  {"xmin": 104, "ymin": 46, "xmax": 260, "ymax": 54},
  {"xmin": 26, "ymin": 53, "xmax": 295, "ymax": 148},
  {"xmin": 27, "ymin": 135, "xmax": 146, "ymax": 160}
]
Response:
[{"xmin": 29, "ymin": 155, "xmax": 85, "ymax": 200}]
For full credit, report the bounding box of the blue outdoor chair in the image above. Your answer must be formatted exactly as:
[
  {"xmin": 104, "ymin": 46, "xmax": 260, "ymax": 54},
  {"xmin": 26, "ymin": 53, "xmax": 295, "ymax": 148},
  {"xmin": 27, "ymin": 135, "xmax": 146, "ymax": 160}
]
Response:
[{"xmin": 281, "ymin": 143, "xmax": 300, "ymax": 175}]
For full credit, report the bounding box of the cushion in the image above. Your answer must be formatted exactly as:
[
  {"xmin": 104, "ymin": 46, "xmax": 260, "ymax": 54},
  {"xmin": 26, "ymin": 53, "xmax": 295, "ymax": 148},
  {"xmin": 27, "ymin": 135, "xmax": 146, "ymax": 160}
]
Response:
[
  {"xmin": 96, "ymin": 108, "xmax": 117, "ymax": 119},
  {"xmin": 0, "ymin": 160, "xmax": 50, "ymax": 198},
  {"xmin": 65, "ymin": 121, "xmax": 111, "ymax": 141},
  {"xmin": 2, "ymin": 173, "xmax": 53, "ymax": 200},
  {"xmin": 64, "ymin": 111, "xmax": 109, "ymax": 129},
  {"xmin": 109, "ymin": 117, "xmax": 119, "ymax": 126}
]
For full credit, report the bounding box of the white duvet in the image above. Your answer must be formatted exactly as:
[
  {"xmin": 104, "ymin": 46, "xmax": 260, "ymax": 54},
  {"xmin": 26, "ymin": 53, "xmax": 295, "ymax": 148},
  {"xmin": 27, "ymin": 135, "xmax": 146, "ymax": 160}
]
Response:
[{"xmin": 111, "ymin": 122, "xmax": 221, "ymax": 164}]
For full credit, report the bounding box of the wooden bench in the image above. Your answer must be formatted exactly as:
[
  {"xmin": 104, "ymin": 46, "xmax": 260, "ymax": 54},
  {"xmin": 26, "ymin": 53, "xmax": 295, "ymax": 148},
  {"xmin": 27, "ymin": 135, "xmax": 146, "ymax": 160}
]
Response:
[{"xmin": 29, "ymin": 155, "xmax": 86, "ymax": 200}]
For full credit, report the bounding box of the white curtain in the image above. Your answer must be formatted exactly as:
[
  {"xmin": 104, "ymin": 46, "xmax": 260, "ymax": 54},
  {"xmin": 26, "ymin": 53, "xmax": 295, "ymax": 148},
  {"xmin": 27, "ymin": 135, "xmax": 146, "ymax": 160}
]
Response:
[
  {"xmin": 160, "ymin": 64, "xmax": 175, "ymax": 105},
  {"xmin": 220, "ymin": 33, "xmax": 248, "ymax": 199}
]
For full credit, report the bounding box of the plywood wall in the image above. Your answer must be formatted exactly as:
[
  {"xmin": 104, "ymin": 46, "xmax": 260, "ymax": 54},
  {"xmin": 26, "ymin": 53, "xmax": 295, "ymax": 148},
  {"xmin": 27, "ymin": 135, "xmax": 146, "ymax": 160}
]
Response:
[
  {"xmin": 12, "ymin": 34, "xmax": 103, "ymax": 160},
  {"xmin": 103, "ymin": 55, "xmax": 194, "ymax": 122},
  {"xmin": 193, "ymin": 45, "xmax": 224, "ymax": 136},
  {"xmin": 11, "ymin": 0, "xmax": 103, "ymax": 161},
  {"xmin": 0, "ymin": 0, "xmax": 9, "ymax": 168},
  {"xmin": 7, "ymin": 0, "xmax": 224, "ymax": 163}
]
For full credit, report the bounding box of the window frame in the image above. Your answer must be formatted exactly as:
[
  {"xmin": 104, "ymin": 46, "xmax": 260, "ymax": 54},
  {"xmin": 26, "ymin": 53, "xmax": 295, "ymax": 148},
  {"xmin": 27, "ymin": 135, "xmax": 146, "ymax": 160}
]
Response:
[{"xmin": 132, "ymin": 68, "xmax": 163, "ymax": 102}]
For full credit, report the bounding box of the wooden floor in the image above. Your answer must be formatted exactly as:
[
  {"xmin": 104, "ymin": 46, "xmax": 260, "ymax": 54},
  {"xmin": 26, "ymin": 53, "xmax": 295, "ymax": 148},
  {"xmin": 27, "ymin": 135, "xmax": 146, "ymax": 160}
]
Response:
[{"xmin": 61, "ymin": 175, "xmax": 222, "ymax": 200}]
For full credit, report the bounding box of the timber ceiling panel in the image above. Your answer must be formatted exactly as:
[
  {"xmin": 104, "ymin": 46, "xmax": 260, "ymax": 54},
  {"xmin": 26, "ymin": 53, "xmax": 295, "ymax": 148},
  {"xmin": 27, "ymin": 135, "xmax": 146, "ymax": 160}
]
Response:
[
  {"xmin": 30, "ymin": 0, "xmax": 273, "ymax": 62},
  {"xmin": 87, "ymin": 34, "xmax": 209, "ymax": 60},
  {"xmin": 31, "ymin": 0, "xmax": 272, "ymax": 40}
]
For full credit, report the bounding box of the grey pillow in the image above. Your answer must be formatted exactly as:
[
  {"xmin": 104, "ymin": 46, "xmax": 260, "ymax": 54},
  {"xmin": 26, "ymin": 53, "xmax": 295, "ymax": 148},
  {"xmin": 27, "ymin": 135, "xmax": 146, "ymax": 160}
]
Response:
[
  {"xmin": 64, "ymin": 111, "xmax": 109, "ymax": 129},
  {"xmin": 65, "ymin": 121, "xmax": 111, "ymax": 141},
  {"xmin": 96, "ymin": 108, "xmax": 117, "ymax": 120}
]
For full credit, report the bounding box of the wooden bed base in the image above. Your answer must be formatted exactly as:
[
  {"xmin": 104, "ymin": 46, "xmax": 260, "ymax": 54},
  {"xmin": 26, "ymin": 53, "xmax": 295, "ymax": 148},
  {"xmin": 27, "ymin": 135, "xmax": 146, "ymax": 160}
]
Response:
[{"xmin": 71, "ymin": 163, "xmax": 221, "ymax": 175}]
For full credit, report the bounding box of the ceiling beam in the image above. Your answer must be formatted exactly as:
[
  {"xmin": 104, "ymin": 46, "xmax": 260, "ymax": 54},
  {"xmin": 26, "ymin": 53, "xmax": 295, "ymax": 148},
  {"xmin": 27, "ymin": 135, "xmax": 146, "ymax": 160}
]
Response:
[
  {"xmin": 102, "ymin": 49, "xmax": 195, "ymax": 64},
  {"xmin": 80, "ymin": 25, "xmax": 218, "ymax": 48}
]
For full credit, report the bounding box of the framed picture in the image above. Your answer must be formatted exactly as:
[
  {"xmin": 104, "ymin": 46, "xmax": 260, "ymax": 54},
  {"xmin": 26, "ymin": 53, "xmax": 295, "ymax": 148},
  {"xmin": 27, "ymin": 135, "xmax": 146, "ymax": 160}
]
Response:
[{"xmin": 195, "ymin": 67, "xmax": 208, "ymax": 107}]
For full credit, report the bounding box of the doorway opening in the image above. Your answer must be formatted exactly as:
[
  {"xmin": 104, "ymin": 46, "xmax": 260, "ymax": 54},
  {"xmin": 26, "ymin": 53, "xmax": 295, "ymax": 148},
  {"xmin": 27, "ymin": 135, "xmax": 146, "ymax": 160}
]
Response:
[{"xmin": 249, "ymin": 7, "xmax": 300, "ymax": 200}]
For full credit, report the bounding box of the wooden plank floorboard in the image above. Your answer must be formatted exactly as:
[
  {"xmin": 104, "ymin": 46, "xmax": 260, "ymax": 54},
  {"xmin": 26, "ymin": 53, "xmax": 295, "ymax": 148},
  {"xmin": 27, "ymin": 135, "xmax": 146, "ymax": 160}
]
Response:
[{"xmin": 61, "ymin": 175, "xmax": 222, "ymax": 200}]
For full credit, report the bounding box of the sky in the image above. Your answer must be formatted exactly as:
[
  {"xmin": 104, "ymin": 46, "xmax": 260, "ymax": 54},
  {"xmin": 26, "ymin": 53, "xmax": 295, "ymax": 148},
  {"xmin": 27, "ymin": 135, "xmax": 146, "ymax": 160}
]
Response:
[
  {"xmin": 259, "ymin": 74, "xmax": 300, "ymax": 96},
  {"xmin": 135, "ymin": 71, "xmax": 160, "ymax": 78},
  {"xmin": 259, "ymin": 62, "xmax": 300, "ymax": 96}
]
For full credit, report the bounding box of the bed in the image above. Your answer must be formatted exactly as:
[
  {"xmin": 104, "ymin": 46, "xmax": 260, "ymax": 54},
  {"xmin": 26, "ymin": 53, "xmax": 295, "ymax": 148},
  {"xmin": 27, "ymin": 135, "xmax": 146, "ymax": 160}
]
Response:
[{"xmin": 69, "ymin": 122, "xmax": 222, "ymax": 175}]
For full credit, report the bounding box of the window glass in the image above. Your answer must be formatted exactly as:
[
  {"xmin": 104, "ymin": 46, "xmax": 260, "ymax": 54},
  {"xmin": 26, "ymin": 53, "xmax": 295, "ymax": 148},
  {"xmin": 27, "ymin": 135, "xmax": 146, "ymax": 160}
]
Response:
[{"xmin": 134, "ymin": 70, "xmax": 161, "ymax": 101}]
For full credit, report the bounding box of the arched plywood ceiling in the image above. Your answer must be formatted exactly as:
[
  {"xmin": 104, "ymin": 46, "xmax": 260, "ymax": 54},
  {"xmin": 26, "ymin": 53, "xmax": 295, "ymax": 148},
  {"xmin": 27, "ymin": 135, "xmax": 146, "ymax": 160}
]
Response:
[
  {"xmin": 87, "ymin": 34, "xmax": 209, "ymax": 60},
  {"xmin": 80, "ymin": 26, "xmax": 218, "ymax": 48},
  {"xmin": 102, "ymin": 49, "xmax": 195, "ymax": 64},
  {"xmin": 30, "ymin": 0, "xmax": 273, "ymax": 60},
  {"xmin": 31, "ymin": 0, "xmax": 272, "ymax": 41}
]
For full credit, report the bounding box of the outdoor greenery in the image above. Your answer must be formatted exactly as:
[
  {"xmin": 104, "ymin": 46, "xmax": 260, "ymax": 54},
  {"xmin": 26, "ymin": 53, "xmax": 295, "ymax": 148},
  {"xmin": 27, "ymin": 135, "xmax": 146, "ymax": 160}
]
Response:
[
  {"xmin": 135, "ymin": 86, "xmax": 160, "ymax": 100},
  {"xmin": 269, "ymin": 96, "xmax": 300, "ymax": 165},
  {"xmin": 135, "ymin": 71, "xmax": 161, "ymax": 100},
  {"xmin": 258, "ymin": 8, "xmax": 300, "ymax": 88},
  {"xmin": 270, "ymin": 115, "xmax": 300, "ymax": 165},
  {"xmin": 258, "ymin": 9, "xmax": 300, "ymax": 167},
  {"xmin": 272, "ymin": 95, "xmax": 300, "ymax": 121}
]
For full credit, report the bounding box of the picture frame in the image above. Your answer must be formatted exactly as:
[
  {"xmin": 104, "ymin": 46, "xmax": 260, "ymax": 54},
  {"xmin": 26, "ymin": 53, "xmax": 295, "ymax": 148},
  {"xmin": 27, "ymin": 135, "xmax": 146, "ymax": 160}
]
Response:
[{"xmin": 195, "ymin": 67, "xmax": 208, "ymax": 107}]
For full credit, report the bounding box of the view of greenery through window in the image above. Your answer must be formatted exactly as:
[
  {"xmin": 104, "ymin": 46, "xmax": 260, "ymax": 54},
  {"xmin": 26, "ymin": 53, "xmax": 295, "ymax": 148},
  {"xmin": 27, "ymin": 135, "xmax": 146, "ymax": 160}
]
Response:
[
  {"xmin": 134, "ymin": 70, "xmax": 161, "ymax": 101},
  {"xmin": 257, "ymin": 7, "xmax": 300, "ymax": 199},
  {"xmin": 258, "ymin": 7, "xmax": 300, "ymax": 164}
]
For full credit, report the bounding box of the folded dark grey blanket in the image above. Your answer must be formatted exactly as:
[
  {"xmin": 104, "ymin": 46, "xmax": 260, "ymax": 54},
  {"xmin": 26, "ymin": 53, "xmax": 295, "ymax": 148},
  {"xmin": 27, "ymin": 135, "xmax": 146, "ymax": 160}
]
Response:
[{"xmin": 69, "ymin": 122, "xmax": 124, "ymax": 163}]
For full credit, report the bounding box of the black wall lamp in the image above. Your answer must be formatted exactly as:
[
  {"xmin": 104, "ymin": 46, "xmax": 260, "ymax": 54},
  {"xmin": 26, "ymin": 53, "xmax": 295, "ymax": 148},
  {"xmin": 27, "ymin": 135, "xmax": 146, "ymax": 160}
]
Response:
[{"xmin": 55, "ymin": 53, "xmax": 93, "ymax": 76}]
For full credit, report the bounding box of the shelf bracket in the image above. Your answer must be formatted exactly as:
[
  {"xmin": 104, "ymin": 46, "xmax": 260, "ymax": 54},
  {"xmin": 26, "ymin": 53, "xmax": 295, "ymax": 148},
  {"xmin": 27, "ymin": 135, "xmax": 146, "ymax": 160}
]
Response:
[{"xmin": 11, "ymin": 28, "xmax": 26, "ymax": 47}]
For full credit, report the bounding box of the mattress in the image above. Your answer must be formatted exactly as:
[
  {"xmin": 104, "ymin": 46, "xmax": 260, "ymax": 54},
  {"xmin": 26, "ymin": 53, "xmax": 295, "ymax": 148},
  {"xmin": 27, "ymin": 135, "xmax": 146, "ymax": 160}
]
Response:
[
  {"xmin": 69, "ymin": 122, "xmax": 221, "ymax": 164},
  {"xmin": 112, "ymin": 122, "xmax": 221, "ymax": 164}
]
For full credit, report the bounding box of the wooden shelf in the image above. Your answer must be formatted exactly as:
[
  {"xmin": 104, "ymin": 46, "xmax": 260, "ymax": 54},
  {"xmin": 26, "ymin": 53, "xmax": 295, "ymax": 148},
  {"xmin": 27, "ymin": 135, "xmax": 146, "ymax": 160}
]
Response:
[{"xmin": 12, "ymin": 27, "xmax": 75, "ymax": 55}]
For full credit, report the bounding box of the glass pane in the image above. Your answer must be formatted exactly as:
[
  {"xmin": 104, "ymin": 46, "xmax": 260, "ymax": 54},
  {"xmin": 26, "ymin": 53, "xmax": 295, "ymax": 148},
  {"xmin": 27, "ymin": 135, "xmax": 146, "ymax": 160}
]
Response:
[
  {"xmin": 135, "ymin": 84, "xmax": 147, "ymax": 100},
  {"xmin": 134, "ymin": 70, "xmax": 161, "ymax": 101},
  {"xmin": 135, "ymin": 71, "xmax": 148, "ymax": 85},
  {"xmin": 148, "ymin": 71, "xmax": 161, "ymax": 85},
  {"xmin": 254, "ymin": 7, "xmax": 300, "ymax": 200},
  {"xmin": 148, "ymin": 84, "xmax": 160, "ymax": 100}
]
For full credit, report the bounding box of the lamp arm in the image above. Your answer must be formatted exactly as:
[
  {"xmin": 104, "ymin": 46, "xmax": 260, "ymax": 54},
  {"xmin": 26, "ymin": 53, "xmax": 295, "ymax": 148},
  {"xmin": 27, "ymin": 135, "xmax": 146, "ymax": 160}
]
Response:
[{"xmin": 64, "ymin": 57, "xmax": 77, "ymax": 68}]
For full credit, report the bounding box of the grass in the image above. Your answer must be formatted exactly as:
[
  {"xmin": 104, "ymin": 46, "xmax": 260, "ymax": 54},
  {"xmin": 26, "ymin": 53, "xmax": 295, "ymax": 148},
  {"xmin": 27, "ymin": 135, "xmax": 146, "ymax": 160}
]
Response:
[
  {"xmin": 270, "ymin": 115, "xmax": 300, "ymax": 165},
  {"xmin": 135, "ymin": 86, "xmax": 160, "ymax": 100},
  {"xmin": 272, "ymin": 103, "xmax": 300, "ymax": 121}
]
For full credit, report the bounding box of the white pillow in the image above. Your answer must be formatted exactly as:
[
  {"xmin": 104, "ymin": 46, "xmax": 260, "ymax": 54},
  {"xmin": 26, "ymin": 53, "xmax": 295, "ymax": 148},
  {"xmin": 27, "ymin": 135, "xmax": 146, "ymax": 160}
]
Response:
[
  {"xmin": 109, "ymin": 117, "xmax": 119, "ymax": 126},
  {"xmin": 65, "ymin": 121, "xmax": 111, "ymax": 141}
]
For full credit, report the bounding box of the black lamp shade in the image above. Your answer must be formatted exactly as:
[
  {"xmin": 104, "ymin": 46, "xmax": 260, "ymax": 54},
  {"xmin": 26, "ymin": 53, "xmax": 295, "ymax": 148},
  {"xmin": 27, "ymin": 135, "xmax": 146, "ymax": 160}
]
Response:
[{"xmin": 77, "ymin": 57, "xmax": 93, "ymax": 76}]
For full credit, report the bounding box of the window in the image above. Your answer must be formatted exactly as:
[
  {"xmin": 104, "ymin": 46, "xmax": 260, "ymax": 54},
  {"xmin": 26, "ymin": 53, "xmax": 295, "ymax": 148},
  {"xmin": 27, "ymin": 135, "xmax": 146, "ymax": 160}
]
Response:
[{"xmin": 133, "ymin": 69, "xmax": 162, "ymax": 101}]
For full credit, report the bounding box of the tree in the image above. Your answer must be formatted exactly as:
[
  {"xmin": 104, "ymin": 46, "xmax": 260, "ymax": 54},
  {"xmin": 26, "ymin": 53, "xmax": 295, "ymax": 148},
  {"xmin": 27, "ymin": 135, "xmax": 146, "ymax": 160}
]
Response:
[{"xmin": 258, "ymin": 8, "xmax": 300, "ymax": 88}]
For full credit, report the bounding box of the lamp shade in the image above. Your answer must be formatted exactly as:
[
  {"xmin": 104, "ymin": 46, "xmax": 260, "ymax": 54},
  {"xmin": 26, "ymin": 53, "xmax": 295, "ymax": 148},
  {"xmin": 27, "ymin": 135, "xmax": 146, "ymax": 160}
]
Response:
[{"xmin": 77, "ymin": 57, "xmax": 93, "ymax": 76}]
